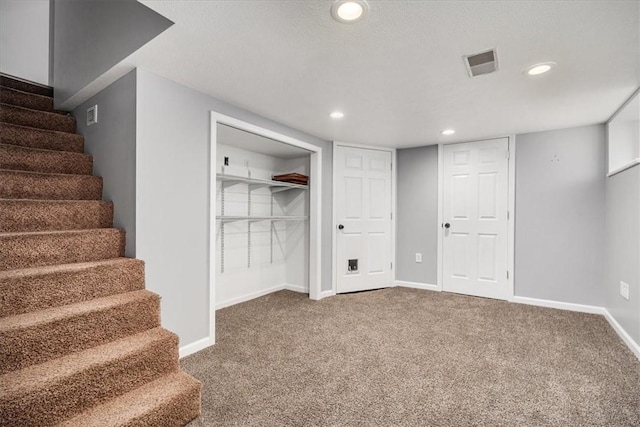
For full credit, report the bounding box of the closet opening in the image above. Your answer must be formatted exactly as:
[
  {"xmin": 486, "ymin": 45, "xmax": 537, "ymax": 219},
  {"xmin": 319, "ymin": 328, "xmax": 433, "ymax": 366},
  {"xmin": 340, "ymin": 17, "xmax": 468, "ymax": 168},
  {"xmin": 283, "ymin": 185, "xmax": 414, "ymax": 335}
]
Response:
[{"xmin": 209, "ymin": 113, "xmax": 322, "ymax": 343}]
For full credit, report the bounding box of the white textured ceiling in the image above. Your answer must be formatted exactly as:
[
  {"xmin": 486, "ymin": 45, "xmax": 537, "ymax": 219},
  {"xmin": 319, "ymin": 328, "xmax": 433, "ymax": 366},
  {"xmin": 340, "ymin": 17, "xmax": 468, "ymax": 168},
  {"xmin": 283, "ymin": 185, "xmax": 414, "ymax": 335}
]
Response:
[{"xmin": 128, "ymin": 0, "xmax": 639, "ymax": 148}]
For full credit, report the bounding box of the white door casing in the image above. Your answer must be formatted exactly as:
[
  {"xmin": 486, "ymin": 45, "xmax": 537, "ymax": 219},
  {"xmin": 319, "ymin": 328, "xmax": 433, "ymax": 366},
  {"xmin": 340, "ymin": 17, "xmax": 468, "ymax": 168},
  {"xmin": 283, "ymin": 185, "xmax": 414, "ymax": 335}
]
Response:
[
  {"xmin": 442, "ymin": 138, "xmax": 510, "ymax": 300},
  {"xmin": 335, "ymin": 146, "xmax": 393, "ymax": 293}
]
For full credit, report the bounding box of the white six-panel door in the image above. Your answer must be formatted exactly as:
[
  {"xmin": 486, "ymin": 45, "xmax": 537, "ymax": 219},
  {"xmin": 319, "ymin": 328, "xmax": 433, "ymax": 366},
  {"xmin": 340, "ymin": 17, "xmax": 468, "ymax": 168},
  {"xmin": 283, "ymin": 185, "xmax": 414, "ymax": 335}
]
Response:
[
  {"xmin": 442, "ymin": 138, "xmax": 510, "ymax": 300},
  {"xmin": 336, "ymin": 146, "xmax": 392, "ymax": 293}
]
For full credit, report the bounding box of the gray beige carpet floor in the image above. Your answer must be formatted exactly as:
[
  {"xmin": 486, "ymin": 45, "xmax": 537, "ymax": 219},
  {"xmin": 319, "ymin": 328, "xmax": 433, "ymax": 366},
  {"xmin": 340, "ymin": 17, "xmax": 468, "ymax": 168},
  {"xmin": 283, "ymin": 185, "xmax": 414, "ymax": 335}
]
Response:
[{"xmin": 182, "ymin": 288, "xmax": 640, "ymax": 426}]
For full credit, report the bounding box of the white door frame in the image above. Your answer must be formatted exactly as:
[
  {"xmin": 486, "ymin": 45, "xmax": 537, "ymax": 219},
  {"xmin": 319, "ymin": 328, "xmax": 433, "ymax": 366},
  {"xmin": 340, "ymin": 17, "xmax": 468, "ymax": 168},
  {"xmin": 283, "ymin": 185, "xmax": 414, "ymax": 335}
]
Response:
[
  {"xmin": 437, "ymin": 135, "xmax": 516, "ymax": 300},
  {"xmin": 209, "ymin": 112, "xmax": 323, "ymax": 347},
  {"xmin": 331, "ymin": 141, "xmax": 397, "ymax": 296}
]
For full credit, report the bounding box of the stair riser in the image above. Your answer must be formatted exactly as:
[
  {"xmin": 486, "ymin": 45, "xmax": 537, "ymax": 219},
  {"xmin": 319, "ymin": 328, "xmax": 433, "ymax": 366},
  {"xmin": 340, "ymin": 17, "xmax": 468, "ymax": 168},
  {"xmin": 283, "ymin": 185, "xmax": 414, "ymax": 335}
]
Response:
[
  {"xmin": 0, "ymin": 122, "xmax": 84, "ymax": 152},
  {"xmin": 0, "ymin": 334, "xmax": 179, "ymax": 427},
  {"xmin": 0, "ymin": 259, "xmax": 144, "ymax": 317},
  {"xmin": 0, "ymin": 170, "xmax": 103, "ymax": 200},
  {"xmin": 0, "ymin": 200, "xmax": 113, "ymax": 233},
  {"xmin": 58, "ymin": 372, "xmax": 202, "ymax": 427},
  {"xmin": 0, "ymin": 87, "xmax": 54, "ymax": 112},
  {"xmin": 0, "ymin": 75, "xmax": 53, "ymax": 97},
  {"xmin": 0, "ymin": 294, "xmax": 161, "ymax": 374},
  {"xmin": 0, "ymin": 104, "xmax": 76, "ymax": 133},
  {"xmin": 0, "ymin": 229, "xmax": 125, "ymax": 271},
  {"xmin": 124, "ymin": 382, "xmax": 202, "ymax": 427},
  {"xmin": 0, "ymin": 144, "xmax": 92, "ymax": 175}
]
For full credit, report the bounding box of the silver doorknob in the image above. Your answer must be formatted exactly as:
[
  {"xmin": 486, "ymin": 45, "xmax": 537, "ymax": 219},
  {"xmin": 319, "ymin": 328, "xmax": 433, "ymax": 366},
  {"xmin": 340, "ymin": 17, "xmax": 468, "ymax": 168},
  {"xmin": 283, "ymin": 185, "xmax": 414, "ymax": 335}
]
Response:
[
  {"xmin": 338, "ymin": 224, "xmax": 344, "ymax": 230},
  {"xmin": 444, "ymin": 223, "xmax": 451, "ymax": 229}
]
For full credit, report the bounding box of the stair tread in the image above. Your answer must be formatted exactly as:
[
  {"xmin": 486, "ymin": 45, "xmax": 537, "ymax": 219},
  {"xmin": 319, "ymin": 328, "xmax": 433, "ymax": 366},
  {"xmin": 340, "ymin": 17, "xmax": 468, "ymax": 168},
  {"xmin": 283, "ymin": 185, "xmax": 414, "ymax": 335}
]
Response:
[
  {"xmin": 0, "ymin": 227, "xmax": 122, "ymax": 238},
  {"xmin": 0, "ymin": 142, "xmax": 91, "ymax": 158},
  {"xmin": 0, "ymin": 122, "xmax": 84, "ymax": 153},
  {"xmin": 0, "ymin": 103, "xmax": 76, "ymax": 133},
  {"xmin": 0, "ymin": 327, "xmax": 176, "ymax": 397},
  {"xmin": 0, "ymin": 256, "xmax": 135, "ymax": 280},
  {"xmin": 0, "ymin": 102, "xmax": 71, "ymax": 119},
  {"xmin": 58, "ymin": 371, "xmax": 201, "ymax": 427},
  {"xmin": 0, "ymin": 86, "xmax": 62, "ymax": 114},
  {"xmin": 0, "ymin": 289, "xmax": 157, "ymax": 331},
  {"xmin": 0, "ymin": 74, "xmax": 53, "ymax": 97},
  {"xmin": 0, "ymin": 143, "xmax": 93, "ymax": 175},
  {"xmin": 0, "ymin": 167, "xmax": 95, "ymax": 179}
]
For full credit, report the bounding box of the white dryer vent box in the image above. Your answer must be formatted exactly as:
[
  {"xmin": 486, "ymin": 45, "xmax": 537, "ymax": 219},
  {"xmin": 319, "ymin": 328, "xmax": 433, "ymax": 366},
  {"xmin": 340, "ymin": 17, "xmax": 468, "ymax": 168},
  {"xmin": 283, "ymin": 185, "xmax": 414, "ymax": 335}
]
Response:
[{"xmin": 464, "ymin": 49, "xmax": 498, "ymax": 77}]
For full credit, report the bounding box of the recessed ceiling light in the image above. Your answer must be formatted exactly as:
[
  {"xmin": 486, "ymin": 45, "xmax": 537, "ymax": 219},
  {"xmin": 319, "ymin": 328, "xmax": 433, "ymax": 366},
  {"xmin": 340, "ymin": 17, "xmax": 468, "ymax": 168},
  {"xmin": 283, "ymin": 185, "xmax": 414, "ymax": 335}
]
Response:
[
  {"xmin": 526, "ymin": 62, "xmax": 556, "ymax": 76},
  {"xmin": 331, "ymin": 1, "xmax": 368, "ymax": 23},
  {"xmin": 330, "ymin": 111, "xmax": 344, "ymax": 119},
  {"xmin": 441, "ymin": 129, "xmax": 456, "ymax": 136}
]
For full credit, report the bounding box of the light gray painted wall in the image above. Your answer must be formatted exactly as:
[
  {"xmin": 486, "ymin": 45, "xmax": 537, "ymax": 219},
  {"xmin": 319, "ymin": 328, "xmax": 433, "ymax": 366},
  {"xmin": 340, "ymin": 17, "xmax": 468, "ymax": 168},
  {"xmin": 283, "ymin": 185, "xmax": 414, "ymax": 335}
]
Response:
[
  {"xmin": 135, "ymin": 69, "xmax": 332, "ymax": 347},
  {"xmin": 515, "ymin": 125, "xmax": 606, "ymax": 306},
  {"xmin": 52, "ymin": 0, "xmax": 172, "ymax": 106},
  {"xmin": 72, "ymin": 70, "xmax": 137, "ymax": 257},
  {"xmin": 605, "ymin": 165, "xmax": 640, "ymax": 345},
  {"xmin": 0, "ymin": 0, "xmax": 49, "ymax": 84},
  {"xmin": 396, "ymin": 146, "xmax": 438, "ymax": 284}
]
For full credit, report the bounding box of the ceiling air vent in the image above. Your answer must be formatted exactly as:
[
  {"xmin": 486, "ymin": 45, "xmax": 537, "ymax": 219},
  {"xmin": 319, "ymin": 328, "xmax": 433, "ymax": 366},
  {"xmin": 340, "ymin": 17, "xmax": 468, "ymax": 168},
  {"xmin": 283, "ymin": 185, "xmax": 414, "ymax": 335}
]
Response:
[{"xmin": 464, "ymin": 49, "xmax": 498, "ymax": 77}]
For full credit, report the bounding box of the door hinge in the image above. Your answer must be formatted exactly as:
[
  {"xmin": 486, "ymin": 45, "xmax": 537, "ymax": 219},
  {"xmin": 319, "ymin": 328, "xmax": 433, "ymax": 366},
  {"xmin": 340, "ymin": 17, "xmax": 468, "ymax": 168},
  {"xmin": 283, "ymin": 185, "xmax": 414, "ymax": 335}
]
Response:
[
  {"xmin": 390, "ymin": 212, "xmax": 393, "ymax": 220},
  {"xmin": 507, "ymin": 271, "xmax": 509, "ymax": 279},
  {"xmin": 507, "ymin": 210, "xmax": 510, "ymax": 220},
  {"xmin": 506, "ymin": 150, "xmax": 511, "ymax": 159},
  {"xmin": 391, "ymin": 262, "xmax": 393, "ymax": 270},
  {"xmin": 390, "ymin": 163, "xmax": 393, "ymax": 170}
]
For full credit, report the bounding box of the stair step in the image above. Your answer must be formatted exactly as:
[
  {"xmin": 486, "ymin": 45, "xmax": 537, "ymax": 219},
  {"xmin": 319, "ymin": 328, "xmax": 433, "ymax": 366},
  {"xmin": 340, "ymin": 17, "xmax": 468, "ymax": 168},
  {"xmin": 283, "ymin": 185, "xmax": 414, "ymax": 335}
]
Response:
[
  {"xmin": 0, "ymin": 169, "xmax": 103, "ymax": 200},
  {"xmin": 0, "ymin": 258, "xmax": 144, "ymax": 317},
  {"xmin": 0, "ymin": 103, "xmax": 75, "ymax": 133},
  {"xmin": 0, "ymin": 199, "xmax": 113, "ymax": 233},
  {"xmin": 59, "ymin": 371, "xmax": 202, "ymax": 427},
  {"xmin": 0, "ymin": 290, "xmax": 160, "ymax": 374},
  {"xmin": 0, "ymin": 143, "xmax": 92, "ymax": 174},
  {"xmin": 0, "ymin": 74, "xmax": 53, "ymax": 97},
  {"xmin": 0, "ymin": 122, "xmax": 84, "ymax": 152},
  {"xmin": 0, "ymin": 228, "xmax": 125, "ymax": 271},
  {"xmin": 0, "ymin": 86, "xmax": 54, "ymax": 112},
  {"xmin": 0, "ymin": 327, "xmax": 179, "ymax": 427}
]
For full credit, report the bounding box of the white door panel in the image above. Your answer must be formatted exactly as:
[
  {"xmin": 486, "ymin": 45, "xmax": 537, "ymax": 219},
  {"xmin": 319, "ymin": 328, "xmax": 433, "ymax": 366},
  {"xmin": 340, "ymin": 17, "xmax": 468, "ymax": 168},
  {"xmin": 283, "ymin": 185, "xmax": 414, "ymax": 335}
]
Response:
[
  {"xmin": 336, "ymin": 146, "xmax": 392, "ymax": 293},
  {"xmin": 443, "ymin": 138, "xmax": 509, "ymax": 300}
]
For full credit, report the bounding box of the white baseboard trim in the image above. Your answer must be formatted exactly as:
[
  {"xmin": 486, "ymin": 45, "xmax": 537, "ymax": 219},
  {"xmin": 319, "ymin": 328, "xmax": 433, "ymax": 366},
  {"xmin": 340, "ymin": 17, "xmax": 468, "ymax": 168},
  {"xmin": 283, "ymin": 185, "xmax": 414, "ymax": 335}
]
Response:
[
  {"xmin": 179, "ymin": 336, "xmax": 213, "ymax": 359},
  {"xmin": 395, "ymin": 280, "xmax": 439, "ymax": 291},
  {"xmin": 602, "ymin": 309, "xmax": 640, "ymax": 361},
  {"xmin": 511, "ymin": 296, "xmax": 605, "ymax": 315},
  {"xmin": 216, "ymin": 284, "xmax": 285, "ymax": 310},
  {"xmin": 284, "ymin": 283, "xmax": 309, "ymax": 293}
]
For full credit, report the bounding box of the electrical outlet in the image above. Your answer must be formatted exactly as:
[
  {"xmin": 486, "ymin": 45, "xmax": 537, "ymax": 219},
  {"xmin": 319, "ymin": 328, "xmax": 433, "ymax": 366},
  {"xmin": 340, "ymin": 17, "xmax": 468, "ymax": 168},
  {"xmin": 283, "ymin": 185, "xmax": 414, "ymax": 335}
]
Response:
[
  {"xmin": 415, "ymin": 253, "xmax": 422, "ymax": 263},
  {"xmin": 620, "ymin": 281, "xmax": 630, "ymax": 301}
]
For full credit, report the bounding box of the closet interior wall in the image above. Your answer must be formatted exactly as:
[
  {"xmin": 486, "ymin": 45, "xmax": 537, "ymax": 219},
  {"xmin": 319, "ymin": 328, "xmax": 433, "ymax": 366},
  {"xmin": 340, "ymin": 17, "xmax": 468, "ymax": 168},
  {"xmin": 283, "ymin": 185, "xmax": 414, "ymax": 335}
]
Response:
[{"xmin": 215, "ymin": 138, "xmax": 310, "ymax": 309}]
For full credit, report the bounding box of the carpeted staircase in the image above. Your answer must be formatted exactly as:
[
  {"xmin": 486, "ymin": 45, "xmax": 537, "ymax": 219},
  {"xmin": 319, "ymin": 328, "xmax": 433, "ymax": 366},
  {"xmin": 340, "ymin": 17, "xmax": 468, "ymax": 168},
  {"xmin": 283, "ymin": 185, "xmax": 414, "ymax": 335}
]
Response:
[{"xmin": 0, "ymin": 74, "xmax": 202, "ymax": 426}]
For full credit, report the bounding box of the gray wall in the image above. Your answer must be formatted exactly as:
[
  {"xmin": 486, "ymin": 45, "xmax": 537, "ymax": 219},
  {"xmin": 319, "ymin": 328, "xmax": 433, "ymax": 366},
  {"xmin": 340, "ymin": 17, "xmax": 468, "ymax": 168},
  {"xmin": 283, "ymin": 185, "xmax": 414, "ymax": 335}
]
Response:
[
  {"xmin": 73, "ymin": 70, "xmax": 137, "ymax": 257},
  {"xmin": 515, "ymin": 125, "xmax": 606, "ymax": 306},
  {"xmin": 52, "ymin": 0, "xmax": 172, "ymax": 106},
  {"xmin": 0, "ymin": 0, "xmax": 49, "ymax": 84},
  {"xmin": 605, "ymin": 166, "xmax": 640, "ymax": 345},
  {"xmin": 396, "ymin": 146, "xmax": 438, "ymax": 284},
  {"xmin": 135, "ymin": 69, "xmax": 332, "ymax": 347}
]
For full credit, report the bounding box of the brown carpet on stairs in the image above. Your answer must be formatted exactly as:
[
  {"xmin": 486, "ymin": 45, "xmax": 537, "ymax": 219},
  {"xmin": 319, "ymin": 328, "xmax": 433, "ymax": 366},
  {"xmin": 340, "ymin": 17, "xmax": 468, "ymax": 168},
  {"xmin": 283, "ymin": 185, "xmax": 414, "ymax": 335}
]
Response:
[
  {"xmin": 0, "ymin": 73, "xmax": 200, "ymax": 426},
  {"xmin": 181, "ymin": 288, "xmax": 640, "ymax": 427}
]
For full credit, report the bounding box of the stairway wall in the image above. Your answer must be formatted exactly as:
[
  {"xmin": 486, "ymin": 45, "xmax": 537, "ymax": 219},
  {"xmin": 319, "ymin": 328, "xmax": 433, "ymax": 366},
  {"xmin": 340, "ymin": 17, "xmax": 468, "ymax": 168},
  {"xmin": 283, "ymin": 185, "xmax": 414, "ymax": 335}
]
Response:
[
  {"xmin": 0, "ymin": 1, "xmax": 50, "ymax": 85},
  {"xmin": 72, "ymin": 70, "xmax": 137, "ymax": 257},
  {"xmin": 52, "ymin": 0, "xmax": 172, "ymax": 108}
]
